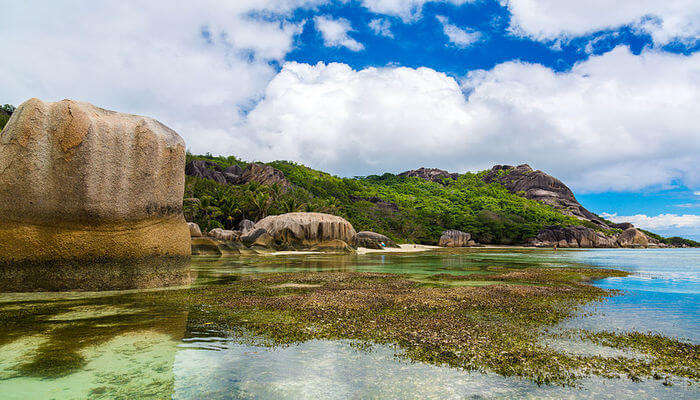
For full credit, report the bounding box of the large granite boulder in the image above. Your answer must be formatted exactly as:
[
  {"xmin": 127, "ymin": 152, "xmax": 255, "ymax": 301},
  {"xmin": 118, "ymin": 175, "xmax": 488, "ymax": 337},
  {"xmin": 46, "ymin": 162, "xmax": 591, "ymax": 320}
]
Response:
[
  {"xmin": 310, "ymin": 239, "xmax": 355, "ymax": 253},
  {"xmin": 0, "ymin": 98, "xmax": 190, "ymax": 266},
  {"xmin": 354, "ymin": 231, "xmax": 398, "ymax": 249},
  {"xmin": 240, "ymin": 227, "xmax": 274, "ymax": 247},
  {"xmin": 439, "ymin": 230, "xmax": 472, "ymax": 247},
  {"xmin": 533, "ymin": 225, "xmax": 617, "ymax": 248},
  {"xmin": 617, "ymin": 228, "xmax": 650, "ymax": 247},
  {"xmin": 253, "ymin": 212, "xmax": 356, "ymax": 247},
  {"xmin": 482, "ymin": 164, "xmax": 607, "ymax": 226}
]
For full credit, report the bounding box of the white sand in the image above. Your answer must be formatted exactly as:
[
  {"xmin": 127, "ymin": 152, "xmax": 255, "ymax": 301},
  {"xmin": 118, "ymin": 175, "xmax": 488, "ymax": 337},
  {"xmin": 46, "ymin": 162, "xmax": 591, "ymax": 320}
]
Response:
[{"xmin": 356, "ymin": 244, "xmax": 439, "ymax": 255}]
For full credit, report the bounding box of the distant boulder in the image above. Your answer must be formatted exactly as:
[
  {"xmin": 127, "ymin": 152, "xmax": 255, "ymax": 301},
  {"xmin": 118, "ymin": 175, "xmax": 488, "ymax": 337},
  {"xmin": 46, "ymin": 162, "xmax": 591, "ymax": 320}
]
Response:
[
  {"xmin": 188, "ymin": 222, "xmax": 202, "ymax": 237},
  {"xmin": 186, "ymin": 159, "xmax": 228, "ymax": 185},
  {"xmin": 439, "ymin": 230, "xmax": 472, "ymax": 247},
  {"xmin": 399, "ymin": 167, "xmax": 459, "ymax": 184},
  {"xmin": 354, "ymin": 231, "xmax": 398, "ymax": 249},
  {"xmin": 616, "ymin": 228, "xmax": 650, "ymax": 247},
  {"xmin": 185, "ymin": 160, "xmax": 291, "ymax": 188},
  {"xmin": 241, "ymin": 163, "xmax": 291, "ymax": 188},
  {"xmin": 238, "ymin": 219, "xmax": 255, "ymax": 235},
  {"xmin": 253, "ymin": 212, "xmax": 356, "ymax": 247},
  {"xmin": 208, "ymin": 228, "xmax": 240, "ymax": 241},
  {"xmin": 609, "ymin": 222, "xmax": 634, "ymax": 230}
]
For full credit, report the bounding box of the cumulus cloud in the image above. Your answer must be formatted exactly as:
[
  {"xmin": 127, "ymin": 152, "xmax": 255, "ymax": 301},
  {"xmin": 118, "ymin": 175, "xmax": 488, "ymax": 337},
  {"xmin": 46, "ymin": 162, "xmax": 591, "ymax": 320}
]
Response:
[
  {"xmin": 601, "ymin": 213, "xmax": 700, "ymax": 230},
  {"xmin": 0, "ymin": 0, "xmax": 323, "ymax": 153},
  {"xmin": 436, "ymin": 15, "xmax": 483, "ymax": 47},
  {"xmin": 313, "ymin": 16, "xmax": 365, "ymax": 51},
  {"xmin": 361, "ymin": 0, "xmax": 470, "ymax": 21},
  {"xmin": 369, "ymin": 18, "xmax": 394, "ymax": 38},
  {"xmin": 239, "ymin": 46, "xmax": 700, "ymax": 193},
  {"xmin": 502, "ymin": 0, "xmax": 700, "ymax": 46}
]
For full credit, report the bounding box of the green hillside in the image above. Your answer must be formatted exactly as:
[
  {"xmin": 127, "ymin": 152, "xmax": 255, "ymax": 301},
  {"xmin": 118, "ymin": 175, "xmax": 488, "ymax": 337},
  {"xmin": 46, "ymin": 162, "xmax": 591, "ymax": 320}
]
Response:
[{"xmin": 184, "ymin": 154, "xmax": 610, "ymax": 244}]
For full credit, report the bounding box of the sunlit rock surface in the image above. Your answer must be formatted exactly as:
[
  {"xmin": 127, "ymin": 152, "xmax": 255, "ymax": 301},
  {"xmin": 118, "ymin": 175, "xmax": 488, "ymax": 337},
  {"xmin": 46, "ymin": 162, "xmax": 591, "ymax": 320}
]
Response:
[{"xmin": 0, "ymin": 98, "xmax": 190, "ymax": 266}]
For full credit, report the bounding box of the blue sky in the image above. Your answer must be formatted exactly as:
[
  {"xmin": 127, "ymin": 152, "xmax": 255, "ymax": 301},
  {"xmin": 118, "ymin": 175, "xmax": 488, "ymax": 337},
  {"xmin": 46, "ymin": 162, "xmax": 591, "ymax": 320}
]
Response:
[{"xmin": 2, "ymin": 0, "xmax": 699, "ymax": 239}]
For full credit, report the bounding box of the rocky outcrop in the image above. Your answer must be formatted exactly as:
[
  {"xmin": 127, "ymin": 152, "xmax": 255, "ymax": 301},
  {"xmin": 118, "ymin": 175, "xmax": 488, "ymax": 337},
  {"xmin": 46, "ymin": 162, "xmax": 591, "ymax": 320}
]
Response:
[
  {"xmin": 240, "ymin": 228, "xmax": 274, "ymax": 247},
  {"xmin": 348, "ymin": 196, "xmax": 399, "ymax": 212},
  {"xmin": 253, "ymin": 212, "xmax": 356, "ymax": 247},
  {"xmin": 438, "ymin": 230, "xmax": 473, "ymax": 247},
  {"xmin": 399, "ymin": 167, "xmax": 459, "ymax": 184},
  {"xmin": 617, "ymin": 228, "xmax": 651, "ymax": 247},
  {"xmin": 185, "ymin": 160, "xmax": 291, "ymax": 188},
  {"xmin": 532, "ymin": 226, "xmax": 617, "ymax": 248},
  {"xmin": 238, "ymin": 219, "xmax": 255, "ymax": 235},
  {"xmin": 188, "ymin": 222, "xmax": 202, "ymax": 237},
  {"xmin": 354, "ymin": 231, "xmax": 398, "ymax": 249},
  {"xmin": 191, "ymin": 237, "xmax": 243, "ymax": 256},
  {"xmin": 482, "ymin": 164, "xmax": 607, "ymax": 226},
  {"xmin": 0, "ymin": 98, "xmax": 190, "ymax": 266}
]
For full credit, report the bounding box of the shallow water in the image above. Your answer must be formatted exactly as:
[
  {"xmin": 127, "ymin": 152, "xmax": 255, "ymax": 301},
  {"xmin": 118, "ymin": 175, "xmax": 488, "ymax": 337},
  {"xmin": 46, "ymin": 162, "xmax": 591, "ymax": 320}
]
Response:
[{"xmin": 0, "ymin": 248, "xmax": 697, "ymax": 399}]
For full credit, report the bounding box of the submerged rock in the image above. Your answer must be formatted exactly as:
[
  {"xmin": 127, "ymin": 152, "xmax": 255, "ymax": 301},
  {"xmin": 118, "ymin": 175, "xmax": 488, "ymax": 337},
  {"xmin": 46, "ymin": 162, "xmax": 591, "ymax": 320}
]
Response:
[
  {"xmin": 354, "ymin": 231, "xmax": 398, "ymax": 249},
  {"xmin": 0, "ymin": 98, "xmax": 190, "ymax": 266},
  {"xmin": 253, "ymin": 212, "xmax": 356, "ymax": 247},
  {"xmin": 439, "ymin": 230, "xmax": 472, "ymax": 247}
]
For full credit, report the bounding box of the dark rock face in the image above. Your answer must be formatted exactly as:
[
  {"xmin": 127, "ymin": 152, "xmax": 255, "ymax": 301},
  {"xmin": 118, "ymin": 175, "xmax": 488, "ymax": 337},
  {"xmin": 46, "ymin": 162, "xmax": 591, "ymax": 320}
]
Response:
[
  {"xmin": 354, "ymin": 231, "xmax": 399, "ymax": 249},
  {"xmin": 398, "ymin": 167, "xmax": 459, "ymax": 183},
  {"xmin": 185, "ymin": 160, "xmax": 291, "ymax": 188},
  {"xmin": 240, "ymin": 163, "xmax": 291, "ymax": 188},
  {"xmin": 482, "ymin": 164, "xmax": 606, "ymax": 226},
  {"xmin": 438, "ymin": 230, "xmax": 473, "ymax": 247},
  {"xmin": 609, "ymin": 222, "xmax": 634, "ymax": 230},
  {"xmin": 617, "ymin": 228, "xmax": 651, "ymax": 247}
]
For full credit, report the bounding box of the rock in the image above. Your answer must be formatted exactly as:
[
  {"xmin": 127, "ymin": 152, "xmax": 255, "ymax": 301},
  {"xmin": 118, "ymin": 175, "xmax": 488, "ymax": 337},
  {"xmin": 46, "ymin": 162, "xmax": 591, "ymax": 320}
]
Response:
[
  {"xmin": 439, "ymin": 230, "xmax": 472, "ymax": 247},
  {"xmin": 0, "ymin": 98, "xmax": 190, "ymax": 266},
  {"xmin": 609, "ymin": 222, "xmax": 634, "ymax": 230},
  {"xmin": 482, "ymin": 164, "xmax": 607, "ymax": 226},
  {"xmin": 240, "ymin": 228, "xmax": 273, "ymax": 247},
  {"xmin": 240, "ymin": 163, "xmax": 291, "ymax": 188},
  {"xmin": 534, "ymin": 226, "xmax": 617, "ymax": 248},
  {"xmin": 616, "ymin": 228, "xmax": 650, "ymax": 247},
  {"xmin": 208, "ymin": 228, "xmax": 240, "ymax": 241},
  {"xmin": 310, "ymin": 239, "xmax": 355, "ymax": 253},
  {"xmin": 467, "ymin": 239, "xmax": 477, "ymax": 246},
  {"xmin": 354, "ymin": 231, "xmax": 398, "ymax": 249},
  {"xmin": 191, "ymin": 237, "xmax": 241, "ymax": 256},
  {"xmin": 253, "ymin": 212, "xmax": 356, "ymax": 247},
  {"xmin": 188, "ymin": 222, "xmax": 202, "ymax": 237},
  {"xmin": 398, "ymin": 167, "xmax": 459, "ymax": 184},
  {"xmin": 239, "ymin": 219, "xmax": 255, "ymax": 235},
  {"xmin": 185, "ymin": 159, "xmax": 228, "ymax": 184}
]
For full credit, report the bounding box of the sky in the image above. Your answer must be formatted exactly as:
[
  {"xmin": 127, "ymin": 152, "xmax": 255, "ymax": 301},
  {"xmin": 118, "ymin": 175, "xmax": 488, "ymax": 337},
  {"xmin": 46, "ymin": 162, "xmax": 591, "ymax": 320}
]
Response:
[{"xmin": 1, "ymin": 0, "xmax": 699, "ymax": 239}]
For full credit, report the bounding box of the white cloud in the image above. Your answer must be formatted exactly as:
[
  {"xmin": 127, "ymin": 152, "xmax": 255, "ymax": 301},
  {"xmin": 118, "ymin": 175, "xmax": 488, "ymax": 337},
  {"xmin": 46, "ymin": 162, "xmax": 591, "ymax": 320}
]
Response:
[
  {"xmin": 239, "ymin": 46, "xmax": 700, "ymax": 193},
  {"xmin": 0, "ymin": 0, "xmax": 324, "ymax": 153},
  {"xmin": 369, "ymin": 18, "xmax": 394, "ymax": 38},
  {"xmin": 361, "ymin": 0, "xmax": 470, "ymax": 21},
  {"xmin": 436, "ymin": 15, "xmax": 483, "ymax": 48},
  {"xmin": 502, "ymin": 0, "xmax": 700, "ymax": 46},
  {"xmin": 601, "ymin": 213, "xmax": 700, "ymax": 230},
  {"xmin": 313, "ymin": 16, "xmax": 365, "ymax": 51}
]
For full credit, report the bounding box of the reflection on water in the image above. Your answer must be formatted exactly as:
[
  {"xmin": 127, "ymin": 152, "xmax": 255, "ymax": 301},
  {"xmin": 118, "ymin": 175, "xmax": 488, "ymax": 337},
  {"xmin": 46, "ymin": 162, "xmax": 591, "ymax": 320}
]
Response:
[
  {"xmin": 0, "ymin": 248, "xmax": 697, "ymax": 399},
  {"xmin": 0, "ymin": 257, "xmax": 195, "ymax": 292}
]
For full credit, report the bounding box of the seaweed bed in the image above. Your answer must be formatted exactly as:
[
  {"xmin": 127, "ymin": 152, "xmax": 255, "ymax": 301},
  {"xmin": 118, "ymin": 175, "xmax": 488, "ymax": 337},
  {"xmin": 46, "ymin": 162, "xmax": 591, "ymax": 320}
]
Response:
[{"xmin": 1, "ymin": 266, "xmax": 698, "ymax": 387}]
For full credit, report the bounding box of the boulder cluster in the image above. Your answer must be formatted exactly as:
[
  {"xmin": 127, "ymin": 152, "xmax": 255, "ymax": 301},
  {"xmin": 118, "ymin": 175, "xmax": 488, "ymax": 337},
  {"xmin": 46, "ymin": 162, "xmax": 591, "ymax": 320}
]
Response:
[
  {"xmin": 530, "ymin": 225, "xmax": 666, "ymax": 248},
  {"xmin": 186, "ymin": 159, "xmax": 291, "ymax": 189},
  {"xmin": 189, "ymin": 212, "xmax": 402, "ymax": 255},
  {"xmin": 438, "ymin": 230, "xmax": 477, "ymax": 247}
]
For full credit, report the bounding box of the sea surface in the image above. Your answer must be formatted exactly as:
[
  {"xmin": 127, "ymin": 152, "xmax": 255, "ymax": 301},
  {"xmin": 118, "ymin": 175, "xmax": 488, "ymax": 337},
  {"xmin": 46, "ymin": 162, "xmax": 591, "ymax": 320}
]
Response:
[{"xmin": 0, "ymin": 248, "xmax": 697, "ymax": 399}]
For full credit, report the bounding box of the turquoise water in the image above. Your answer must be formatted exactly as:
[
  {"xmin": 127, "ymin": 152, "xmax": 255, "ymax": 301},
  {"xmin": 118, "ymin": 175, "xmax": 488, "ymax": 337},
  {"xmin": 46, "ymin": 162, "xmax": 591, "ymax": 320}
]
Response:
[{"xmin": 0, "ymin": 248, "xmax": 697, "ymax": 399}]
